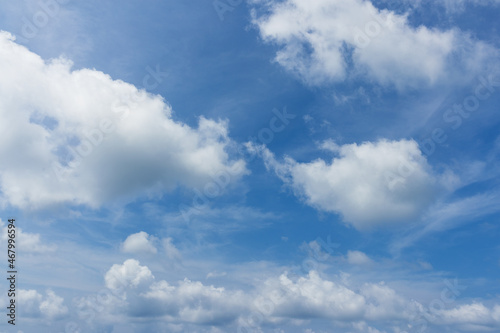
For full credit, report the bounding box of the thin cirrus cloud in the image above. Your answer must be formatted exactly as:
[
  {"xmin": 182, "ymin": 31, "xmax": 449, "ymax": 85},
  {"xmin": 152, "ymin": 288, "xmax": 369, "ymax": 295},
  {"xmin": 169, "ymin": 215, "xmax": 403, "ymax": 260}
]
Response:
[
  {"xmin": 250, "ymin": 0, "xmax": 497, "ymax": 89},
  {"xmin": 250, "ymin": 139, "xmax": 440, "ymax": 230},
  {"xmin": 0, "ymin": 31, "xmax": 247, "ymax": 209}
]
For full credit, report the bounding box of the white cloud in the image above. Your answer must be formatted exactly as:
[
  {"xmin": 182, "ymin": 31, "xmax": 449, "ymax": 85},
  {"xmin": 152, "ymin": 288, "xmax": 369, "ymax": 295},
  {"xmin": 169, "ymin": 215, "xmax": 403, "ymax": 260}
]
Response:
[
  {"xmin": 361, "ymin": 282, "xmax": 413, "ymax": 320},
  {"xmin": 252, "ymin": 271, "xmax": 500, "ymax": 331},
  {"xmin": 0, "ymin": 31, "xmax": 247, "ymax": 209},
  {"xmin": 121, "ymin": 231, "xmax": 157, "ymax": 254},
  {"xmin": 255, "ymin": 271, "xmax": 367, "ymax": 320},
  {"xmin": 423, "ymin": 0, "xmax": 500, "ymax": 14},
  {"xmin": 18, "ymin": 289, "xmax": 42, "ymax": 317},
  {"xmin": 251, "ymin": 0, "xmax": 497, "ymax": 89},
  {"xmin": 18, "ymin": 289, "xmax": 67, "ymax": 319},
  {"xmin": 206, "ymin": 271, "xmax": 227, "ymax": 279},
  {"xmin": 142, "ymin": 278, "xmax": 247, "ymax": 325},
  {"xmin": 104, "ymin": 259, "xmax": 154, "ymax": 292},
  {"xmin": 252, "ymin": 139, "xmax": 438, "ymax": 230},
  {"xmin": 93, "ymin": 259, "xmax": 247, "ymax": 325},
  {"xmin": 347, "ymin": 251, "xmax": 373, "ymax": 265},
  {"xmin": 0, "ymin": 219, "xmax": 56, "ymax": 253},
  {"xmin": 163, "ymin": 237, "xmax": 181, "ymax": 260},
  {"xmin": 351, "ymin": 321, "xmax": 384, "ymax": 333},
  {"xmin": 39, "ymin": 290, "xmax": 68, "ymax": 319},
  {"xmin": 78, "ymin": 260, "xmax": 500, "ymax": 332},
  {"xmin": 391, "ymin": 190, "xmax": 500, "ymax": 252},
  {"xmin": 437, "ymin": 303, "xmax": 498, "ymax": 326}
]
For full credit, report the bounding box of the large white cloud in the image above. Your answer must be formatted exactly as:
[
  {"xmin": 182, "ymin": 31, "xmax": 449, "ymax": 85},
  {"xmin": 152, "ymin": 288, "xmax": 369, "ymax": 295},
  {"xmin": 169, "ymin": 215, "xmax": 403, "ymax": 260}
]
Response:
[
  {"xmin": 79, "ymin": 261, "xmax": 500, "ymax": 332},
  {"xmin": 251, "ymin": 139, "xmax": 438, "ymax": 230},
  {"xmin": 251, "ymin": 0, "xmax": 496, "ymax": 88},
  {"xmin": 86, "ymin": 259, "xmax": 247, "ymax": 325},
  {"xmin": 0, "ymin": 31, "xmax": 246, "ymax": 209}
]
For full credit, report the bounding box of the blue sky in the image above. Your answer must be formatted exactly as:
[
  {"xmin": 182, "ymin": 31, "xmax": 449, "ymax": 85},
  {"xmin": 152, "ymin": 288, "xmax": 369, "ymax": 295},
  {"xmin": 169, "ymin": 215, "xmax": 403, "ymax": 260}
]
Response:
[{"xmin": 0, "ymin": 0, "xmax": 500, "ymax": 332}]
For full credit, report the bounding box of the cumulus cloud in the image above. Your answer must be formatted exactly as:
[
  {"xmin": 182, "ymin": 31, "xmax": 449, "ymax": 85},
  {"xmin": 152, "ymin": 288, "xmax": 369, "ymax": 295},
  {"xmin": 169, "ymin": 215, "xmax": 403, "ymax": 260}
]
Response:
[
  {"xmin": 104, "ymin": 259, "xmax": 154, "ymax": 292},
  {"xmin": 250, "ymin": 139, "xmax": 438, "ymax": 230},
  {"xmin": 254, "ymin": 271, "xmax": 367, "ymax": 320},
  {"xmin": 0, "ymin": 31, "xmax": 246, "ymax": 209},
  {"xmin": 89, "ymin": 259, "xmax": 247, "ymax": 325},
  {"xmin": 142, "ymin": 278, "xmax": 247, "ymax": 325},
  {"xmin": 78, "ymin": 260, "xmax": 500, "ymax": 332},
  {"xmin": 251, "ymin": 0, "xmax": 497, "ymax": 89},
  {"xmin": 247, "ymin": 272, "xmax": 500, "ymax": 332},
  {"xmin": 18, "ymin": 289, "xmax": 68, "ymax": 319},
  {"xmin": 121, "ymin": 231, "xmax": 157, "ymax": 254}
]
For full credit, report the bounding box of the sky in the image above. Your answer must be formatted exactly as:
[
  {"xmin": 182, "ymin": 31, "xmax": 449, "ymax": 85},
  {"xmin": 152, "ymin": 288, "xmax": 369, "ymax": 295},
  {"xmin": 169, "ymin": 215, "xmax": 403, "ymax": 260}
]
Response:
[{"xmin": 0, "ymin": 0, "xmax": 499, "ymax": 332}]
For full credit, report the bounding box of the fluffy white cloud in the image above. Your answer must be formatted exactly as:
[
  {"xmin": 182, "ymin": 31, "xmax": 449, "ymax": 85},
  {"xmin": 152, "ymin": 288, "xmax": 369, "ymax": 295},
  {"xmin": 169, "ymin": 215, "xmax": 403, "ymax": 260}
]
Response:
[
  {"xmin": 104, "ymin": 259, "xmax": 154, "ymax": 292},
  {"xmin": 251, "ymin": 0, "xmax": 496, "ymax": 88},
  {"xmin": 142, "ymin": 278, "xmax": 247, "ymax": 325},
  {"xmin": 437, "ymin": 303, "xmax": 500, "ymax": 326},
  {"xmin": 18, "ymin": 289, "xmax": 68, "ymax": 319},
  {"xmin": 0, "ymin": 31, "xmax": 246, "ymax": 209},
  {"xmin": 92, "ymin": 260, "xmax": 247, "ymax": 325},
  {"xmin": 246, "ymin": 271, "xmax": 500, "ymax": 332},
  {"xmin": 121, "ymin": 231, "xmax": 157, "ymax": 254},
  {"xmin": 252, "ymin": 139, "xmax": 438, "ymax": 230},
  {"xmin": 361, "ymin": 282, "xmax": 414, "ymax": 320},
  {"xmin": 254, "ymin": 271, "xmax": 367, "ymax": 320},
  {"xmin": 78, "ymin": 260, "xmax": 500, "ymax": 332}
]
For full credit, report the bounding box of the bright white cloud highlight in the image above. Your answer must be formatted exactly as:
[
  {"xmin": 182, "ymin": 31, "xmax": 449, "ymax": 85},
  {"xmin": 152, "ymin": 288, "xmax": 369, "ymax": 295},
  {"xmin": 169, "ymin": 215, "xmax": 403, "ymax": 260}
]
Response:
[
  {"xmin": 121, "ymin": 231, "xmax": 157, "ymax": 254},
  {"xmin": 251, "ymin": 0, "xmax": 496, "ymax": 88},
  {"xmin": 251, "ymin": 139, "xmax": 437, "ymax": 230},
  {"xmin": 0, "ymin": 31, "xmax": 246, "ymax": 209}
]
